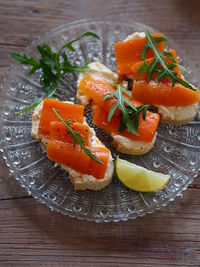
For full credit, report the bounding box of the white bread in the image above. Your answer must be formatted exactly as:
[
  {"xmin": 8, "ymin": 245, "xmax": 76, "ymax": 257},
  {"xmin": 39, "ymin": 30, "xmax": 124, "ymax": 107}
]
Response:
[
  {"xmin": 32, "ymin": 101, "xmax": 114, "ymax": 191},
  {"xmin": 77, "ymin": 62, "xmax": 157, "ymax": 156},
  {"xmin": 157, "ymin": 104, "xmax": 198, "ymax": 125},
  {"xmin": 112, "ymin": 134, "xmax": 156, "ymax": 155}
]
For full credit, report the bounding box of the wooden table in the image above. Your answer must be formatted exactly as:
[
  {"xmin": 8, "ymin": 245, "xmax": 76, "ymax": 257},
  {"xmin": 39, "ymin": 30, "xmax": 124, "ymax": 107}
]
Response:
[{"xmin": 0, "ymin": 1, "xmax": 200, "ymax": 266}]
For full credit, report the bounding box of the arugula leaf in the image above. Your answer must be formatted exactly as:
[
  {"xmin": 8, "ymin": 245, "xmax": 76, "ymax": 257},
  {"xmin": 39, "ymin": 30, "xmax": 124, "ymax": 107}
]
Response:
[
  {"xmin": 61, "ymin": 51, "xmax": 89, "ymax": 72},
  {"xmin": 11, "ymin": 52, "xmax": 40, "ymax": 76},
  {"xmin": 15, "ymin": 100, "xmax": 41, "ymax": 116},
  {"xmin": 11, "ymin": 31, "xmax": 100, "ymax": 115},
  {"xmin": 61, "ymin": 31, "xmax": 100, "ymax": 52},
  {"xmin": 103, "ymin": 83, "xmax": 149, "ymax": 136},
  {"xmin": 138, "ymin": 30, "xmax": 195, "ymax": 90},
  {"xmin": 52, "ymin": 108, "xmax": 103, "ymax": 164}
]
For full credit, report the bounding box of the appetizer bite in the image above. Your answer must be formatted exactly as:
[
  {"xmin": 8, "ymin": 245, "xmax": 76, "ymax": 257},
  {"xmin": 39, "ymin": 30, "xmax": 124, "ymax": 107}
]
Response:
[
  {"xmin": 77, "ymin": 62, "xmax": 160, "ymax": 155},
  {"xmin": 32, "ymin": 98, "xmax": 114, "ymax": 190},
  {"xmin": 114, "ymin": 31, "xmax": 199, "ymax": 125}
]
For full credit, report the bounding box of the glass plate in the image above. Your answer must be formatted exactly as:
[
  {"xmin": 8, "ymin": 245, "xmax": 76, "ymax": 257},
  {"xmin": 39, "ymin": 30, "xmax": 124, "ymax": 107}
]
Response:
[{"xmin": 0, "ymin": 19, "xmax": 200, "ymax": 223}]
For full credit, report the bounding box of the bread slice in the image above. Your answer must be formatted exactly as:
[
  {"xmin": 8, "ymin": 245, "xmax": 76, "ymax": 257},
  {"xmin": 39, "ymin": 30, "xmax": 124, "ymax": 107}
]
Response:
[
  {"xmin": 112, "ymin": 134, "xmax": 156, "ymax": 155},
  {"xmin": 32, "ymin": 101, "xmax": 114, "ymax": 191},
  {"xmin": 157, "ymin": 104, "xmax": 198, "ymax": 125}
]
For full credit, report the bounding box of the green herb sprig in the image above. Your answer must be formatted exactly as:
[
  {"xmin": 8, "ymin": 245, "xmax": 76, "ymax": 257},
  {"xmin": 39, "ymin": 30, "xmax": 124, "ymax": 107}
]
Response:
[
  {"xmin": 138, "ymin": 30, "xmax": 195, "ymax": 90},
  {"xmin": 11, "ymin": 31, "xmax": 100, "ymax": 114},
  {"xmin": 119, "ymin": 104, "xmax": 150, "ymax": 133},
  {"xmin": 60, "ymin": 31, "xmax": 100, "ymax": 52},
  {"xmin": 103, "ymin": 83, "xmax": 150, "ymax": 136},
  {"xmin": 52, "ymin": 108, "xmax": 103, "ymax": 165}
]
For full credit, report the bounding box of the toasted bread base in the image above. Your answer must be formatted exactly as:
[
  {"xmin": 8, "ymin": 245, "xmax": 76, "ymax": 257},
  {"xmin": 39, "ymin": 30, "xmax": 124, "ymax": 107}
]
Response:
[
  {"xmin": 69, "ymin": 172, "xmax": 113, "ymax": 191},
  {"xmin": 112, "ymin": 134, "xmax": 156, "ymax": 156},
  {"xmin": 31, "ymin": 101, "xmax": 114, "ymax": 191},
  {"xmin": 65, "ymin": 157, "xmax": 114, "ymax": 191},
  {"xmin": 160, "ymin": 115, "xmax": 196, "ymax": 125},
  {"xmin": 112, "ymin": 140, "xmax": 154, "ymax": 155},
  {"xmin": 158, "ymin": 104, "xmax": 198, "ymax": 125}
]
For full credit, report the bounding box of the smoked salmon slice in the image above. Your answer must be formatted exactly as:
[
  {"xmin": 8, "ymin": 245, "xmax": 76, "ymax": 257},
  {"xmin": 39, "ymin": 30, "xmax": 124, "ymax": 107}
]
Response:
[
  {"xmin": 46, "ymin": 141, "xmax": 110, "ymax": 179},
  {"xmin": 38, "ymin": 98, "xmax": 84, "ymax": 136},
  {"xmin": 131, "ymin": 49, "xmax": 181, "ymax": 81},
  {"xmin": 92, "ymin": 105, "xmax": 160, "ymax": 142},
  {"xmin": 50, "ymin": 121, "xmax": 90, "ymax": 145},
  {"xmin": 88, "ymin": 147, "xmax": 110, "ymax": 179},
  {"xmin": 132, "ymin": 80, "xmax": 200, "ymax": 106},
  {"xmin": 78, "ymin": 77, "xmax": 141, "ymax": 114},
  {"xmin": 114, "ymin": 33, "xmax": 165, "ymax": 75},
  {"xmin": 78, "ymin": 76, "xmax": 116, "ymax": 110}
]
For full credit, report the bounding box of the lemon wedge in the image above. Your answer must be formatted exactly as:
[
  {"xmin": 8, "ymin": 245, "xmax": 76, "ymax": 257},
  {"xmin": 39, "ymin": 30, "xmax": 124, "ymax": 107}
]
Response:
[{"xmin": 115, "ymin": 157, "xmax": 170, "ymax": 192}]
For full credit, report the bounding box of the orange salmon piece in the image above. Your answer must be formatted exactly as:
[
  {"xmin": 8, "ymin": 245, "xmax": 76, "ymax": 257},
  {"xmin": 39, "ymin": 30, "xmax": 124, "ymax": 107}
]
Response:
[
  {"xmin": 50, "ymin": 121, "xmax": 90, "ymax": 145},
  {"xmin": 38, "ymin": 98, "xmax": 84, "ymax": 136},
  {"xmin": 169, "ymin": 49, "xmax": 181, "ymax": 79},
  {"xmin": 88, "ymin": 147, "xmax": 110, "ymax": 179},
  {"xmin": 92, "ymin": 105, "xmax": 159, "ymax": 142},
  {"xmin": 132, "ymin": 80, "xmax": 199, "ymax": 106},
  {"xmin": 79, "ymin": 77, "xmax": 116, "ymax": 110},
  {"xmin": 47, "ymin": 141, "xmax": 91, "ymax": 174},
  {"xmin": 114, "ymin": 33, "xmax": 165, "ymax": 75},
  {"xmin": 46, "ymin": 141, "xmax": 109, "ymax": 179},
  {"xmin": 131, "ymin": 49, "xmax": 181, "ymax": 81},
  {"xmin": 79, "ymin": 77, "xmax": 142, "ymax": 115}
]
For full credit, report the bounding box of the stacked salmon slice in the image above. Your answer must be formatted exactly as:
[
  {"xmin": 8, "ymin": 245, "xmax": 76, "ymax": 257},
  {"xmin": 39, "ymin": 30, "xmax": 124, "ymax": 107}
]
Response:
[{"xmin": 32, "ymin": 98, "xmax": 114, "ymax": 190}]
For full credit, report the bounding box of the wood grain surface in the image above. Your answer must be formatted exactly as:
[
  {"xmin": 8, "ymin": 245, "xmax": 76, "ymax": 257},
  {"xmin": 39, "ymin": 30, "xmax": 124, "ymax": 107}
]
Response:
[{"xmin": 0, "ymin": 0, "xmax": 200, "ymax": 266}]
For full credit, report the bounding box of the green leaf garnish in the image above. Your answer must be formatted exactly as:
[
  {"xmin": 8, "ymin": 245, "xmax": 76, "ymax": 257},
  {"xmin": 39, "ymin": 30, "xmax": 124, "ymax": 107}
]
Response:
[
  {"xmin": 119, "ymin": 104, "xmax": 150, "ymax": 133},
  {"xmin": 138, "ymin": 30, "xmax": 195, "ymax": 90},
  {"xmin": 103, "ymin": 83, "xmax": 149, "ymax": 136},
  {"xmin": 52, "ymin": 108, "xmax": 103, "ymax": 165},
  {"xmin": 15, "ymin": 100, "xmax": 41, "ymax": 116},
  {"xmin": 11, "ymin": 31, "xmax": 100, "ymax": 115},
  {"xmin": 15, "ymin": 85, "xmax": 57, "ymax": 115},
  {"xmin": 61, "ymin": 31, "xmax": 100, "ymax": 52},
  {"xmin": 11, "ymin": 53, "xmax": 41, "ymax": 75}
]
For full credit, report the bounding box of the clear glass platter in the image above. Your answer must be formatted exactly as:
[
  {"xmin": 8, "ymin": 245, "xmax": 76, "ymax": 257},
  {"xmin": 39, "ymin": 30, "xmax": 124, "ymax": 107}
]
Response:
[{"xmin": 0, "ymin": 19, "xmax": 200, "ymax": 222}]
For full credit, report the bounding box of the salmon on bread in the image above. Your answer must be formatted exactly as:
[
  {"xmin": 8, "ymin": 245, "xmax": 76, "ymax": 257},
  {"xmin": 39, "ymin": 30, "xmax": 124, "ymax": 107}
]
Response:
[
  {"xmin": 77, "ymin": 62, "xmax": 160, "ymax": 155},
  {"xmin": 115, "ymin": 32, "xmax": 199, "ymax": 125},
  {"xmin": 32, "ymin": 98, "xmax": 114, "ymax": 190}
]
